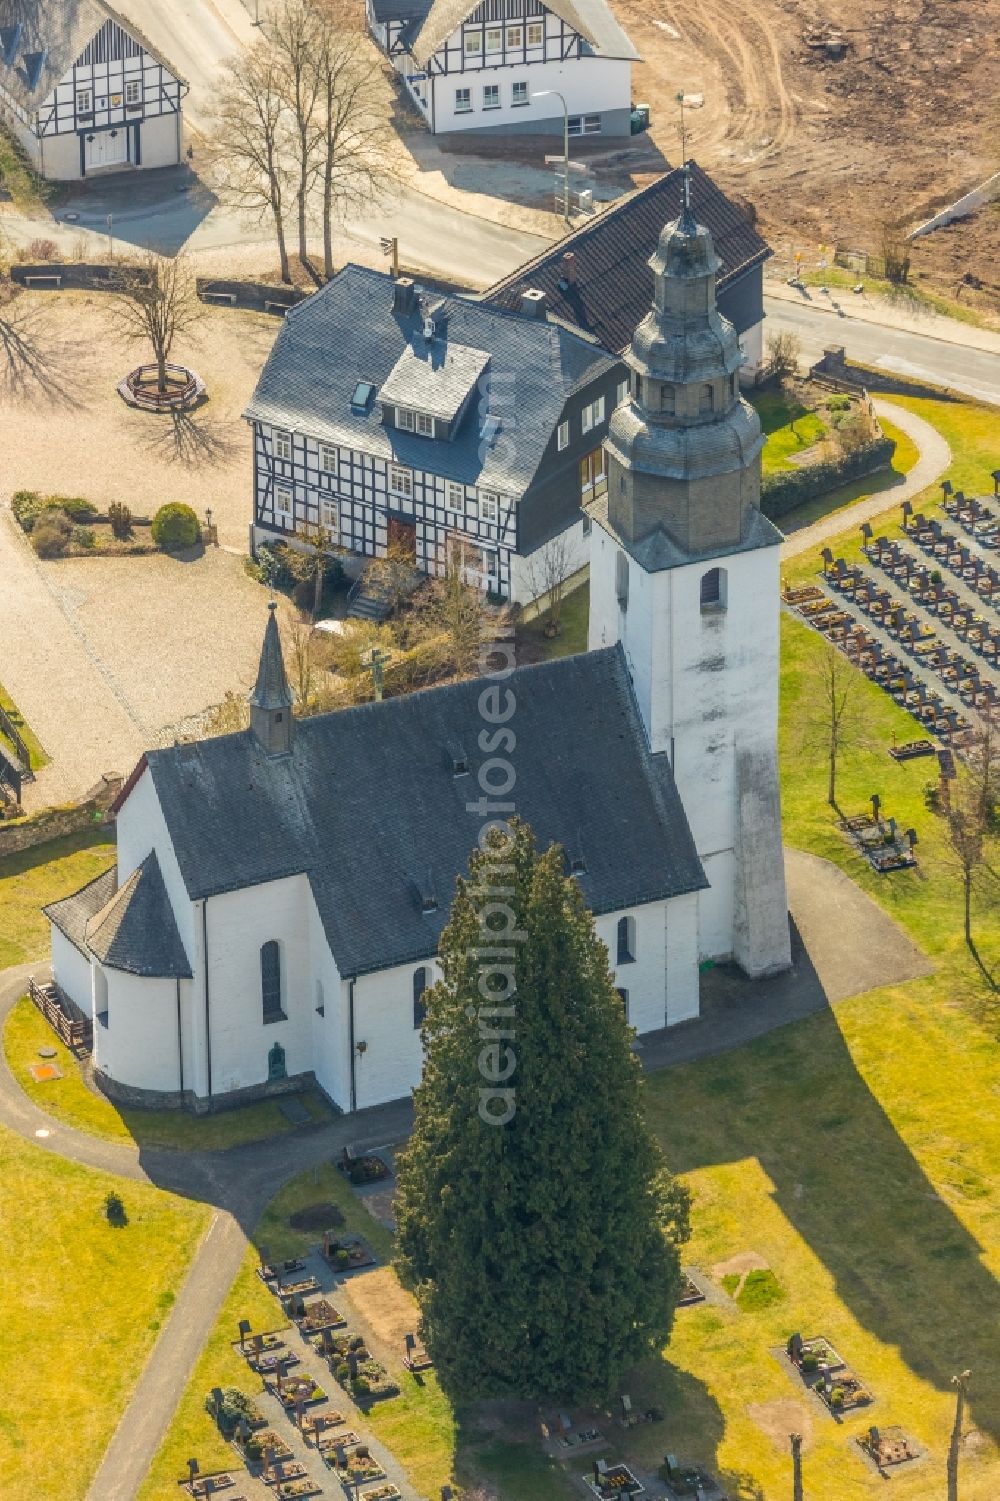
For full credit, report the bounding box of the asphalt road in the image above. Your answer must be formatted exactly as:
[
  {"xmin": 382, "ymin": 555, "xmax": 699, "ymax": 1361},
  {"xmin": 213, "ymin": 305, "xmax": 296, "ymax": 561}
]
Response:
[
  {"xmin": 112, "ymin": 0, "xmax": 256, "ymax": 135},
  {"xmin": 764, "ymin": 292, "xmax": 1000, "ymax": 407}
]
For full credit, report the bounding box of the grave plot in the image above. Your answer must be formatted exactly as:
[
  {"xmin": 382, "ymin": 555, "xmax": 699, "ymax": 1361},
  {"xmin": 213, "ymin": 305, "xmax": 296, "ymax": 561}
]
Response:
[
  {"xmin": 294, "ymin": 1297, "xmax": 346, "ymax": 1334},
  {"xmin": 587, "ymin": 1458, "xmax": 644, "ymax": 1498},
  {"xmin": 239, "ymin": 1427, "xmax": 292, "ymax": 1464},
  {"xmin": 272, "ymin": 1479, "xmax": 322, "ymax": 1499},
  {"xmin": 248, "ymin": 1348, "xmax": 301, "ymax": 1375},
  {"xmin": 677, "ymin": 1273, "xmax": 706, "ymax": 1308},
  {"xmin": 183, "ymin": 1469, "xmax": 241, "ymax": 1497},
  {"xmin": 332, "ymin": 1353, "xmax": 400, "ymax": 1404},
  {"xmin": 540, "ymin": 1411, "xmax": 605, "ymax": 1453},
  {"xmin": 857, "ymin": 1423, "xmax": 923, "ymax": 1473},
  {"xmin": 203, "ymin": 1387, "xmax": 267, "ymax": 1438},
  {"xmin": 402, "ymin": 1330, "xmax": 433, "ymax": 1372},
  {"xmin": 320, "ymin": 1233, "xmax": 377, "ymax": 1272},
  {"xmin": 315, "ymin": 1329, "xmax": 369, "ymax": 1363},
  {"xmin": 359, "ymin": 1486, "xmax": 401, "ymax": 1501},
  {"xmin": 782, "ymin": 1333, "xmax": 873, "ymax": 1417},
  {"xmin": 660, "ymin": 1453, "xmax": 725, "ymax": 1497},
  {"xmin": 839, "ymin": 797, "xmax": 918, "ymax": 874},
  {"xmin": 323, "ymin": 1443, "xmax": 386, "ymax": 1481},
  {"xmin": 267, "ymin": 1373, "xmax": 328, "ymax": 1410}
]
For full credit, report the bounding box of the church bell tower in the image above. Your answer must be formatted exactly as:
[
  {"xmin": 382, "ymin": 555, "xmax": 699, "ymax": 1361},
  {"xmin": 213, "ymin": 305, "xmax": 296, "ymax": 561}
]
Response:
[
  {"xmin": 250, "ymin": 601, "xmax": 294, "ymax": 757},
  {"xmin": 588, "ymin": 172, "xmax": 791, "ymax": 978}
]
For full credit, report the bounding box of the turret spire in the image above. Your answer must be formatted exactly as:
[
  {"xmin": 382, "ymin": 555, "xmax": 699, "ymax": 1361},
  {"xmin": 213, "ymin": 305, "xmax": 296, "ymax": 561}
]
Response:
[{"xmin": 249, "ymin": 602, "xmax": 293, "ymax": 755}]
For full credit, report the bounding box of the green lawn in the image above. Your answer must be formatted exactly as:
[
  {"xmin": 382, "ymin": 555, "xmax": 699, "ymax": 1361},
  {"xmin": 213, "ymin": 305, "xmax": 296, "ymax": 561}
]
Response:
[
  {"xmin": 0, "ymin": 828, "xmax": 115, "ymax": 968},
  {"xmin": 800, "ymin": 265, "xmax": 996, "ymax": 331},
  {"xmin": 0, "ymin": 1127, "xmax": 210, "ymax": 1501},
  {"xmin": 0, "ymin": 683, "xmax": 47, "ymax": 772},
  {"xmin": 752, "ymin": 388, "xmax": 827, "ymax": 473},
  {"xmin": 779, "ymin": 412, "xmax": 920, "ymax": 536},
  {"xmin": 518, "ymin": 580, "xmax": 589, "ymax": 661},
  {"xmin": 4, "ymin": 996, "xmax": 332, "ymax": 1150}
]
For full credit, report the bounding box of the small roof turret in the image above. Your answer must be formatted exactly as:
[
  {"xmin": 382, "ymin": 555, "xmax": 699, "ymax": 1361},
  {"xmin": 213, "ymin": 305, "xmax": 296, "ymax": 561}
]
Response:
[{"xmin": 249, "ymin": 602, "xmax": 293, "ymax": 755}]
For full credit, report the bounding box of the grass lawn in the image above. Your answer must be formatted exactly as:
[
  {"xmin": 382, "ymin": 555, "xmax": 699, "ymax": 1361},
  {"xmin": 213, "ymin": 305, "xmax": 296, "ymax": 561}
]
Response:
[
  {"xmin": 0, "ymin": 1127, "xmax": 210, "ymax": 1501},
  {"xmin": 799, "ymin": 266, "xmax": 996, "ymax": 330},
  {"xmin": 518, "ymin": 580, "xmax": 588, "ymax": 662},
  {"xmin": 3, "ymin": 995, "xmax": 332, "ymax": 1150},
  {"xmin": 778, "ymin": 412, "xmax": 920, "ymax": 536},
  {"xmin": 752, "ymin": 388, "xmax": 827, "ymax": 473},
  {"xmin": 0, "ymin": 828, "xmax": 115, "ymax": 969},
  {"xmin": 0, "ymin": 682, "xmax": 47, "ymax": 772}
]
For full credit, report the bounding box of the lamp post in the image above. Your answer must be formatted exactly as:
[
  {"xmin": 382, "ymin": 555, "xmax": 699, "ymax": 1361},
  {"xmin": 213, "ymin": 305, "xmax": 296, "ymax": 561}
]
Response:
[{"xmin": 533, "ymin": 89, "xmax": 570, "ymax": 222}]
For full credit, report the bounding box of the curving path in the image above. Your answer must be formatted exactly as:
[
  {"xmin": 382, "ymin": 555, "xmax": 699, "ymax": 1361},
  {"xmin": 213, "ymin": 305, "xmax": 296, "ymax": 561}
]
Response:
[{"xmin": 781, "ymin": 399, "xmax": 953, "ymax": 560}]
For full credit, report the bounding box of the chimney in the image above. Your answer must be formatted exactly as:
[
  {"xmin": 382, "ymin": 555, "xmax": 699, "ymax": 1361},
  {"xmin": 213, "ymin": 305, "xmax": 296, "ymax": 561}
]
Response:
[
  {"xmin": 562, "ymin": 251, "xmax": 577, "ymax": 284},
  {"xmin": 392, "ymin": 276, "xmax": 417, "ymax": 315},
  {"xmin": 520, "ymin": 287, "xmax": 547, "ymax": 319}
]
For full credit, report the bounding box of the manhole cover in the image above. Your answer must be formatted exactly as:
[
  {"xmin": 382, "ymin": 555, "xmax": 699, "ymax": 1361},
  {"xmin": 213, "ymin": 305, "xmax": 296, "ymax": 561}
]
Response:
[{"xmin": 38, "ymin": 1046, "xmax": 57, "ymax": 1059}]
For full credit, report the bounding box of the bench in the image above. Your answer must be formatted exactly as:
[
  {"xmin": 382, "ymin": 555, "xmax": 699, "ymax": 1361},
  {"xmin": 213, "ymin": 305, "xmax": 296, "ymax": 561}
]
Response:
[
  {"xmin": 201, "ymin": 290, "xmax": 237, "ymax": 305},
  {"xmin": 264, "ymin": 299, "xmax": 292, "ymax": 315},
  {"xmin": 23, "ymin": 273, "xmax": 62, "ymax": 287}
]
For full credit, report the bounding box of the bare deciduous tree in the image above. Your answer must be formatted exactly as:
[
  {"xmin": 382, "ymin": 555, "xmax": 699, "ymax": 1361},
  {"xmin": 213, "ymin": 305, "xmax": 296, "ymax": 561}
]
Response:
[
  {"xmin": 938, "ymin": 727, "xmax": 999, "ymax": 986},
  {"xmin": 525, "ymin": 530, "xmax": 575, "ymax": 637},
  {"xmin": 808, "ymin": 639, "xmax": 857, "ymax": 809},
  {"xmin": 286, "ymin": 522, "xmax": 343, "ymax": 617},
  {"xmin": 209, "ymin": 44, "xmax": 295, "ymax": 283},
  {"xmin": 411, "ymin": 560, "xmax": 489, "ymax": 678},
  {"xmin": 266, "ymin": 0, "xmax": 326, "ymax": 272},
  {"xmin": 765, "ymin": 329, "xmax": 802, "ymax": 383},
  {"xmin": 109, "ymin": 252, "xmax": 201, "ymax": 393}
]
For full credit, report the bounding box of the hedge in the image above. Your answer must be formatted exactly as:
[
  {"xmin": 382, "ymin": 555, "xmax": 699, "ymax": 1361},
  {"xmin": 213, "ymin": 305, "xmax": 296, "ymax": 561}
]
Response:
[
  {"xmin": 760, "ymin": 436, "xmax": 896, "ymax": 520},
  {"xmin": 151, "ymin": 502, "xmax": 201, "ymax": 550}
]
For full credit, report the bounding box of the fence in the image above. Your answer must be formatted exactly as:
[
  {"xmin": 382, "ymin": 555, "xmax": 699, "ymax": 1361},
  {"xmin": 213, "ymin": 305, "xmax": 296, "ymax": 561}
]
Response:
[
  {"xmin": 28, "ymin": 975, "xmax": 92, "ymax": 1055},
  {"xmin": 0, "ymin": 703, "xmax": 30, "ymax": 773}
]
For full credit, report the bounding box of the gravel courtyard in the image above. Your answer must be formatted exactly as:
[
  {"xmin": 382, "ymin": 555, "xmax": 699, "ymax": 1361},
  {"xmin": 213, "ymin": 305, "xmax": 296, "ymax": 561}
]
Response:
[{"xmin": 0, "ymin": 292, "xmax": 295, "ymax": 807}]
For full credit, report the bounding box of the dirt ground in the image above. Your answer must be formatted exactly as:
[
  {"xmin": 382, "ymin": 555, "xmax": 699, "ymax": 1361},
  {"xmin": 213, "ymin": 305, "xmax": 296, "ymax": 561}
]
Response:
[
  {"xmin": 613, "ymin": 0, "xmax": 999, "ymax": 313},
  {"xmin": 745, "ymin": 1398, "xmax": 816, "ymax": 1450}
]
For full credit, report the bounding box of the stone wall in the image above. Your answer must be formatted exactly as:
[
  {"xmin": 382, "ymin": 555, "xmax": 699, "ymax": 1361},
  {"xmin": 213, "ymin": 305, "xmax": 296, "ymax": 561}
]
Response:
[
  {"xmin": 0, "ymin": 774, "xmax": 121, "ymax": 857},
  {"xmin": 195, "ymin": 279, "xmax": 308, "ymax": 316},
  {"xmin": 810, "ymin": 345, "xmax": 962, "ymax": 403},
  {"xmin": 92, "ymin": 1061, "xmax": 327, "ymax": 1115}
]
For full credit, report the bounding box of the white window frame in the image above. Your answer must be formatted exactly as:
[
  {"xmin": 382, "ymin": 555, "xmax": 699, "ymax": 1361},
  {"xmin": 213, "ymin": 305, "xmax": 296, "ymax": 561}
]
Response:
[
  {"xmin": 275, "ymin": 485, "xmax": 294, "ymax": 523},
  {"xmin": 581, "ymin": 396, "xmax": 606, "ymax": 434},
  {"xmin": 416, "ymin": 411, "xmax": 435, "ymax": 437},
  {"xmin": 445, "ymin": 482, "xmax": 465, "ymax": 513},
  {"xmin": 617, "ymin": 379, "xmax": 628, "ymax": 407},
  {"xmin": 582, "ymin": 404, "xmax": 594, "ymax": 435},
  {"xmin": 463, "ymin": 30, "xmax": 482, "ymax": 54},
  {"xmin": 512, "ymin": 80, "xmax": 528, "ymax": 106},
  {"xmin": 479, "ymin": 491, "xmax": 500, "ymax": 524},
  {"xmin": 483, "ymin": 84, "xmax": 500, "ymax": 110},
  {"xmin": 557, "ymin": 419, "xmax": 570, "ymax": 451},
  {"xmin": 527, "ymin": 20, "xmax": 544, "ymax": 45},
  {"xmin": 455, "ymin": 87, "xmax": 472, "ymax": 113},
  {"xmin": 485, "ymin": 26, "xmax": 502, "ymax": 49},
  {"xmin": 274, "ymin": 428, "xmax": 292, "ymax": 461},
  {"xmin": 396, "ymin": 407, "xmax": 416, "ymax": 432},
  {"xmin": 124, "ymin": 79, "xmax": 141, "ymax": 106},
  {"xmin": 506, "ymin": 24, "xmax": 523, "ymax": 47},
  {"xmin": 390, "ymin": 465, "xmax": 413, "ymax": 498},
  {"xmin": 320, "ymin": 498, "xmax": 340, "ymax": 537},
  {"xmin": 319, "ymin": 442, "xmax": 338, "ymax": 473},
  {"xmin": 568, "ymin": 114, "xmax": 602, "ymax": 137},
  {"xmin": 76, "ymin": 89, "xmax": 93, "ymax": 114}
]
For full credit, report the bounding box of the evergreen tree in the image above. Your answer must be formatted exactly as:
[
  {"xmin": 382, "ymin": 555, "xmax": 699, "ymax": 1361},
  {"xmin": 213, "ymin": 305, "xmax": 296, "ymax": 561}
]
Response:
[{"xmin": 394, "ymin": 820, "xmax": 690, "ymax": 1401}]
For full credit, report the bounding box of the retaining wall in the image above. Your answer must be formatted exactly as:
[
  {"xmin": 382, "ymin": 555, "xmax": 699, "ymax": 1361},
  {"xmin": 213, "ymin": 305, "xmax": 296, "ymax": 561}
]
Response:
[{"xmin": 0, "ymin": 773, "xmax": 122, "ymax": 855}]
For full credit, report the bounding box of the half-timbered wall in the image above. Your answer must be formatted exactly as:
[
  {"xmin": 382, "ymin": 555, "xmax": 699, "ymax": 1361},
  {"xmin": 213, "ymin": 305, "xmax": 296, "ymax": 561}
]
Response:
[
  {"xmin": 251, "ymin": 426, "xmax": 518, "ymax": 599},
  {"xmin": 0, "ymin": 18, "xmax": 183, "ymax": 179}
]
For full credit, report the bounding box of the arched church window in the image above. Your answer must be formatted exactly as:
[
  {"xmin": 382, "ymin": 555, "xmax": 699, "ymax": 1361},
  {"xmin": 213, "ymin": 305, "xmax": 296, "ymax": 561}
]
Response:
[
  {"xmin": 699, "ymin": 382, "xmax": 714, "ymax": 413},
  {"xmin": 261, "ymin": 940, "xmax": 284, "ymax": 1023},
  {"xmin": 315, "ymin": 980, "xmax": 325, "ymax": 1017},
  {"xmin": 616, "ymin": 915, "xmax": 635, "ymax": 964},
  {"xmin": 700, "ymin": 566, "xmax": 727, "ymax": 612},
  {"xmin": 616, "ymin": 551, "xmax": 629, "ymax": 611},
  {"xmin": 413, "ymin": 966, "xmax": 429, "ymax": 1028}
]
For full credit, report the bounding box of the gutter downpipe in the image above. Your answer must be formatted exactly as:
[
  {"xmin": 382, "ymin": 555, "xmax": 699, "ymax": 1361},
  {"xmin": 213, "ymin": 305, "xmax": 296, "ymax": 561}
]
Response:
[
  {"xmin": 348, "ymin": 977, "xmax": 357, "ymax": 1114},
  {"xmin": 202, "ymin": 898, "xmax": 213, "ymax": 1101}
]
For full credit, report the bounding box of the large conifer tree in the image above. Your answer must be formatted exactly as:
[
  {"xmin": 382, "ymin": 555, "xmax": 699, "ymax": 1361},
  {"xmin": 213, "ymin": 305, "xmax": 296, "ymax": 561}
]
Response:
[{"xmin": 394, "ymin": 820, "xmax": 690, "ymax": 1401}]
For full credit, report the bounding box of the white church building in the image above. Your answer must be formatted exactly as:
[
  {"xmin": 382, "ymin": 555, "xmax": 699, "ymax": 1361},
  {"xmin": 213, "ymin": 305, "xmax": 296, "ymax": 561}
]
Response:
[{"xmin": 45, "ymin": 196, "xmax": 791, "ymax": 1115}]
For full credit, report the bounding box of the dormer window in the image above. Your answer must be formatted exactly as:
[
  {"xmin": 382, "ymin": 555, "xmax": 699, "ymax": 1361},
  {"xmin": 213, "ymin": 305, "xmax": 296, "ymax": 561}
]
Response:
[
  {"xmin": 397, "ymin": 407, "xmax": 435, "ymax": 437},
  {"xmin": 478, "ymin": 491, "xmax": 499, "ymax": 523}
]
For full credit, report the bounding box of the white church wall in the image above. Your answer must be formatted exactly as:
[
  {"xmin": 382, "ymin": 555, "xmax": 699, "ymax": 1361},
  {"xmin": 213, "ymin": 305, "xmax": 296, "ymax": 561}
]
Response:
[
  {"xmin": 50, "ymin": 928, "xmax": 94, "ymax": 1017},
  {"xmin": 698, "ymin": 850, "xmax": 736, "ymax": 962},
  {"xmin": 204, "ymin": 875, "xmax": 315, "ymax": 1097},
  {"xmin": 351, "ymin": 958, "xmax": 440, "ymax": 1111},
  {"xmin": 307, "ymin": 902, "xmax": 349, "ymax": 1111},
  {"xmin": 115, "ymin": 767, "xmax": 196, "ymax": 967},
  {"xmin": 664, "ymin": 892, "xmax": 700, "ymax": 1024},
  {"xmin": 92, "ymin": 969, "xmax": 181, "ymax": 1093}
]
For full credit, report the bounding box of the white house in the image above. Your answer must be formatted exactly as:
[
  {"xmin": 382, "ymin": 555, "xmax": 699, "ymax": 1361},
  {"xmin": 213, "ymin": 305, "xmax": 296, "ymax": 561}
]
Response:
[
  {"xmin": 45, "ymin": 198, "xmax": 791, "ymax": 1115},
  {"xmin": 0, "ymin": 0, "xmax": 186, "ymax": 180},
  {"xmin": 367, "ymin": 0, "xmax": 639, "ymax": 138}
]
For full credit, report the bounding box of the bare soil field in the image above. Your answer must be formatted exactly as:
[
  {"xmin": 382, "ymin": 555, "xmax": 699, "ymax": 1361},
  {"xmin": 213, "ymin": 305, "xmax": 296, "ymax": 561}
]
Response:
[{"xmin": 618, "ymin": 0, "xmax": 1000, "ymax": 312}]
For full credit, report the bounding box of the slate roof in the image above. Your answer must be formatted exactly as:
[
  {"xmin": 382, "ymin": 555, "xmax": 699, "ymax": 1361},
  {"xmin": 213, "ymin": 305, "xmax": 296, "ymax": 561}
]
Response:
[
  {"xmin": 409, "ymin": 0, "xmax": 639, "ymax": 67},
  {"xmin": 44, "ymin": 866, "xmax": 117, "ymax": 952},
  {"xmin": 369, "ymin": 0, "xmax": 431, "ymax": 24},
  {"xmin": 244, "ymin": 264, "xmax": 617, "ymax": 496},
  {"xmin": 588, "ymin": 493, "xmax": 783, "ymax": 572},
  {"xmin": 84, "ymin": 851, "xmax": 192, "ymax": 978},
  {"xmin": 0, "ymin": 0, "xmax": 184, "ymax": 111},
  {"xmin": 379, "ymin": 340, "xmax": 491, "ymax": 422},
  {"xmin": 483, "ymin": 162, "xmax": 771, "ymax": 354},
  {"xmin": 143, "ymin": 647, "xmax": 706, "ymax": 978}
]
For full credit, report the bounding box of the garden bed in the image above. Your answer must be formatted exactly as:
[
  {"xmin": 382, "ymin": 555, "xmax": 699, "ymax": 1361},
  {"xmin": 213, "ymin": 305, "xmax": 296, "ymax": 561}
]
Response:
[
  {"xmin": 359, "ymin": 1486, "xmax": 400, "ymax": 1501},
  {"xmin": 320, "ymin": 1234, "xmax": 377, "ymax": 1272},
  {"xmin": 296, "ymin": 1298, "xmax": 346, "ymax": 1334},
  {"xmin": 245, "ymin": 1430, "xmax": 293, "ymax": 1462},
  {"xmin": 332, "ymin": 1355, "xmax": 399, "ymax": 1403},
  {"xmin": 269, "ymin": 1375, "xmax": 328, "ymax": 1409}
]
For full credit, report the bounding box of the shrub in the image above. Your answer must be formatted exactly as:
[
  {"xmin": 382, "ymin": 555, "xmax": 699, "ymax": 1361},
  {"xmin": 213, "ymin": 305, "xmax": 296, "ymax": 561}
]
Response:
[
  {"xmin": 108, "ymin": 501, "xmax": 133, "ymax": 539},
  {"xmin": 335, "ymin": 1361, "xmax": 350, "ymax": 1384},
  {"xmin": 801, "ymin": 1352, "xmax": 819, "ymax": 1373},
  {"xmin": 72, "ymin": 526, "xmax": 97, "ymax": 549},
  {"xmin": 31, "ymin": 511, "xmax": 72, "ymax": 558},
  {"xmin": 352, "ymin": 1375, "xmax": 371, "ymax": 1395},
  {"xmin": 104, "ymin": 1190, "xmax": 127, "ymax": 1226},
  {"xmin": 12, "ymin": 489, "xmax": 44, "ymax": 531},
  {"xmin": 12, "ymin": 490, "xmax": 97, "ymax": 531},
  {"xmin": 244, "ymin": 1438, "xmax": 263, "ymax": 1462},
  {"xmin": 59, "ymin": 496, "xmax": 98, "ymax": 522},
  {"xmin": 334, "ymin": 1248, "xmax": 350, "ymax": 1270},
  {"xmin": 826, "ymin": 394, "xmax": 851, "ymax": 412},
  {"xmin": 204, "ymin": 1386, "xmax": 255, "ymax": 1435},
  {"xmin": 152, "ymin": 502, "xmax": 201, "ymax": 550},
  {"xmin": 253, "ymin": 540, "xmax": 294, "ymax": 589},
  {"xmin": 830, "ymin": 1386, "xmax": 845, "ymax": 1409},
  {"xmin": 26, "ymin": 237, "xmax": 58, "ymax": 262}
]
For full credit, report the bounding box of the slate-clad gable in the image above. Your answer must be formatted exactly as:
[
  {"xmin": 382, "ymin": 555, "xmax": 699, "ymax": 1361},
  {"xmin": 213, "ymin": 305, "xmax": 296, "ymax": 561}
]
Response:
[
  {"xmin": 483, "ymin": 162, "xmax": 771, "ymax": 355},
  {"xmin": 144, "ymin": 647, "xmax": 706, "ymax": 978},
  {"xmin": 43, "ymin": 866, "xmax": 117, "ymax": 952},
  {"xmin": 85, "ymin": 851, "xmax": 192, "ymax": 978},
  {"xmin": 244, "ymin": 264, "xmax": 617, "ymax": 497}
]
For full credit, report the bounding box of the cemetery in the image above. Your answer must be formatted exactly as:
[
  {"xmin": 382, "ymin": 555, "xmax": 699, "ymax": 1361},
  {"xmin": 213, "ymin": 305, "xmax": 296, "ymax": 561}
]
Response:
[
  {"xmin": 857, "ymin": 1424, "xmax": 922, "ymax": 1473},
  {"xmin": 320, "ymin": 1233, "xmax": 378, "ymax": 1272},
  {"xmin": 783, "ymin": 1334, "xmax": 874, "ymax": 1418},
  {"xmin": 676, "ymin": 1274, "xmax": 706, "ymax": 1308}
]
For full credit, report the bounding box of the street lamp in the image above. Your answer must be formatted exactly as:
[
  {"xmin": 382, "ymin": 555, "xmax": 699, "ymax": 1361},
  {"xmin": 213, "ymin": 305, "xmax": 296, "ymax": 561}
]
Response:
[{"xmin": 533, "ymin": 89, "xmax": 570, "ymax": 222}]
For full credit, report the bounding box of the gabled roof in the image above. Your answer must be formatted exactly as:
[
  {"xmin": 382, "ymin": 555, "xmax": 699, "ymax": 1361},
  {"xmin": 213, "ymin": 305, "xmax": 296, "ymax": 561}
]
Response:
[
  {"xmin": 369, "ymin": 0, "xmax": 431, "ymax": 23},
  {"xmin": 0, "ymin": 0, "xmax": 185, "ymax": 110},
  {"xmin": 483, "ymin": 162, "xmax": 771, "ymax": 354},
  {"xmin": 85, "ymin": 851, "xmax": 192, "ymax": 978},
  {"xmin": 244, "ymin": 264, "xmax": 617, "ymax": 496},
  {"xmin": 142, "ymin": 647, "xmax": 706, "ymax": 978},
  {"xmin": 410, "ymin": 0, "xmax": 639, "ymax": 67}
]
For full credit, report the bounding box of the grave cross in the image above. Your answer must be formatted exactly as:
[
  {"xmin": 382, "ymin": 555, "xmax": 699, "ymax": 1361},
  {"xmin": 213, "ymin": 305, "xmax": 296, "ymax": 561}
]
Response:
[{"xmin": 238, "ymin": 1318, "xmax": 251, "ymax": 1347}]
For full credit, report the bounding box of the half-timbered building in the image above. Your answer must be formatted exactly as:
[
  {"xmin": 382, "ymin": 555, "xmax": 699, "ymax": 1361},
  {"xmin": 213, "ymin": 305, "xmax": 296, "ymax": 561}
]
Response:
[
  {"xmin": 0, "ymin": 0, "xmax": 186, "ymax": 180},
  {"xmin": 367, "ymin": 0, "xmax": 638, "ymax": 137},
  {"xmin": 245, "ymin": 265, "xmax": 621, "ymax": 603}
]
